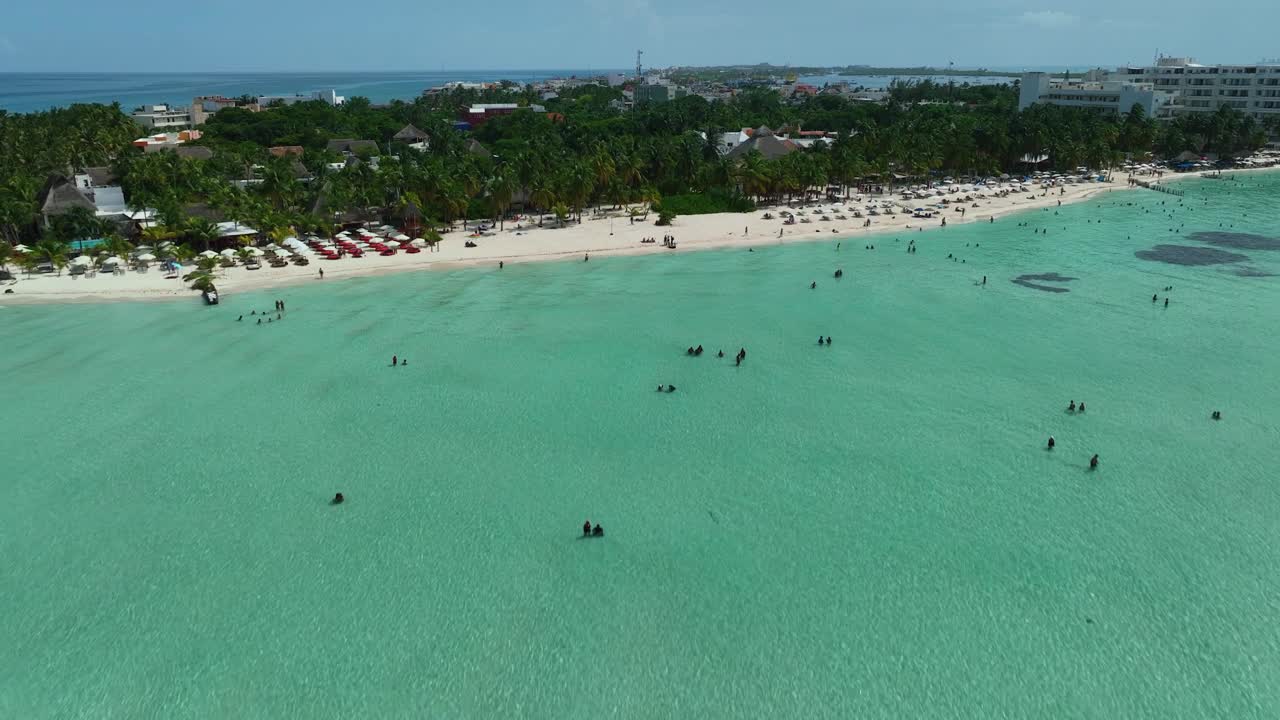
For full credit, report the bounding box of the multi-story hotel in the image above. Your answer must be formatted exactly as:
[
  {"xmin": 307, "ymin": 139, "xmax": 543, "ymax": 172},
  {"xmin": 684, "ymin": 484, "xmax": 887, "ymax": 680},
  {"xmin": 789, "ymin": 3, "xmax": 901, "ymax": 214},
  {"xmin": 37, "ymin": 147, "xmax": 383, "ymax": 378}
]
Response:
[{"xmin": 1110, "ymin": 57, "xmax": 1280, "ymax": 123}]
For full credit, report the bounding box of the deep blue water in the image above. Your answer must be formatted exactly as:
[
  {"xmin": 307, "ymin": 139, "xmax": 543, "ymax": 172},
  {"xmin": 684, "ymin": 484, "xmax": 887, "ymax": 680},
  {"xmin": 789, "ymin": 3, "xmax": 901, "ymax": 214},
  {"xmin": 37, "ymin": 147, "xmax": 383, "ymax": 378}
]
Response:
[{"xmin": 0, "ymin": 71, "xmax": 623, "ymax": 113}]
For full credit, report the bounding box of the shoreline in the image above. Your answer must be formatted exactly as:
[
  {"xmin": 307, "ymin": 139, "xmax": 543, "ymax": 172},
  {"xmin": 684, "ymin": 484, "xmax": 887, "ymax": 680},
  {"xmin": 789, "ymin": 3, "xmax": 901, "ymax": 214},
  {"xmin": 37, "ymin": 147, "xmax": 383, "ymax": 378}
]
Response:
[{"xmin": 2, "ymin": 168, "xmax": 1272, "ymax": 307}]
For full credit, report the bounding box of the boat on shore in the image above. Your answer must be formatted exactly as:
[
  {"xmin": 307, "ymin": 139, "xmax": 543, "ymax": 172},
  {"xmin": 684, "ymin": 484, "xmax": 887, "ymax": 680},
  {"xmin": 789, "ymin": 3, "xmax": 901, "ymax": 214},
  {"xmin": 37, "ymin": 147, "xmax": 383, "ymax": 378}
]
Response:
[{"xmin": 202, "ymin": 288, "xmax": 219, "ymax": 305}]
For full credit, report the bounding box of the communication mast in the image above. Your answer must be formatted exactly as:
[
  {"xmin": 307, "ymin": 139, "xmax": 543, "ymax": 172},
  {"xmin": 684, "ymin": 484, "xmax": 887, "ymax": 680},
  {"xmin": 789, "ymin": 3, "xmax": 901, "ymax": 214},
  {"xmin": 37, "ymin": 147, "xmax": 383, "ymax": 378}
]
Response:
[{"xmin": 636, "ymin": 50, "xmax": 644, "ymax": 81}]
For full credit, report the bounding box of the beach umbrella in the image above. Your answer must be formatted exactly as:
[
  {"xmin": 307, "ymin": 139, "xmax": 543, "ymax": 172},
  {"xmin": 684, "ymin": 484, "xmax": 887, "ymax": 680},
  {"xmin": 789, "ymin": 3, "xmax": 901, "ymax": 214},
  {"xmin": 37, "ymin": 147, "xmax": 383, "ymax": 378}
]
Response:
[
  {"xmin": 71, "ymin": 255, "xmax": 93, "ymax": 266},
  {"xmin": 198, "ymin": 250, "xmax": 217, "ymax": 258},
  {"xmin": 102, "ymin": 256, "xmax": 123, "ymax": 266},
  {"xmin": 385, "ymin": 240, "xmax": 401, "ymax": 249},
  {"xmin": 247, "ymin": 247, "xmax": 265, "ymax": 257},
  {"xmin": 220, "ymin": 248, "xmax": 237, "ymax": 257},
  {"xmin": 392, "ymin": 233, "xmax": 410, "ymax": 241},
  {"xmin": 273, "ymin": 248, "xmax": 292, "ymax": 258},
  {"xmin": 135, "ymin": 245, "xmax": 153, "ymax": 251},
  {"xmin": 137, "ymin": 253, "xmax": 157, "ymax": 262},
  {"xmin": 411, "ymin": 238, "xmax": 428, "ymax": 248},
  {"xmin": 14, "ymin": 244, "xmax": 29, "ymax": 252}
]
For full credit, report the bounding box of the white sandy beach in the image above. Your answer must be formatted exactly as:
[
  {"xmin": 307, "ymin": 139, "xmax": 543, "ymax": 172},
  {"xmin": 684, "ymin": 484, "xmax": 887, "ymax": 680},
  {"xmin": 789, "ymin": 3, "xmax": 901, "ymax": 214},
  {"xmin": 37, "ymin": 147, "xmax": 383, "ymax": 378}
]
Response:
[{"xmin": 0, "ymin": 172, "xmax": 1220, "ymax": 305}]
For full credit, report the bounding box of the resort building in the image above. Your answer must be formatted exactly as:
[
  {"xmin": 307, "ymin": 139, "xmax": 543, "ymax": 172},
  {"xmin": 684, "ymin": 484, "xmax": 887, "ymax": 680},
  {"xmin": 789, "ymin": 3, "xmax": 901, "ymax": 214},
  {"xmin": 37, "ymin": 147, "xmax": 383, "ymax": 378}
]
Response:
[
  {"xmin": 132, "ymin": 130, "xmax": 202, "ymax": 152},
  {"xmin": 460, "ymin": 103, "xmax": 547, "ymax": 127},
  {"xmin": 1018, "ymin": 73, "xmax": 1170, "ymax": 116},
  {"xmin": 634, "ymin": 82, "xmax": 689, "ymax": 105},
  {"xmin": 1107, "ymin": 57, "xmax": 1280, "ymax": 123},
  {"xmin": 191, "ymin": 96, "xmax": 259, "ymax": 124},
  {"xmin": 132, "ymin": 104, "xmax": 193, "ymax": 130}
]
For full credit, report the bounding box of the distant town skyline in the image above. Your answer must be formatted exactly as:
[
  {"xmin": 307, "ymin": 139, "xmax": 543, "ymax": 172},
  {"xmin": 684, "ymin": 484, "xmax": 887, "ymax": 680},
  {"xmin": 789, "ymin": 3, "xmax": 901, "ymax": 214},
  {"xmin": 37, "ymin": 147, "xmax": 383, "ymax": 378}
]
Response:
[{"xmin": 4, "ymin": 0, "xmax": 1279, "ymax": 73}]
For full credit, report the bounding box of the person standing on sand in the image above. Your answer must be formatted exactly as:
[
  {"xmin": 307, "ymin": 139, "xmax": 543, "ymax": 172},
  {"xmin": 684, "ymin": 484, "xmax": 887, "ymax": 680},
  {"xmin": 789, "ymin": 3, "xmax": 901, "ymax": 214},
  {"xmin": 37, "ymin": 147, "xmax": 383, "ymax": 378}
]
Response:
[{"xmin": 319, "ymin": 268, "xmax": 324, "ymax": 279}]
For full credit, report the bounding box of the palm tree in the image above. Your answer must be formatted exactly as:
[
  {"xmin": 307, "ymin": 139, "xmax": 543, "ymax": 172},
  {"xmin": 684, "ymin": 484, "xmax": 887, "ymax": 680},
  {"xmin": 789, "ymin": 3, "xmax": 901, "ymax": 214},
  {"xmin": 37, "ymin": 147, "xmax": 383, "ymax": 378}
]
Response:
[
  {"xmin": 0, "ymin": 241, "xmax": 13, "ymax": 274},
  {"xmin": 486, "ymin": 170, "xmax": 517, "ymax": 230},
  {"xmin": 186, "ymin": 217, "xmax": 221, "ymax": 252},
  {"xmin": 551, "ymin": 203, "xmax": 570, "ymax": 228},
  {"xmin": 30, "ymin": 238, "xmax": 71, "ymax": 276},
  {"xmin": 529, "ymin": 181, "xmax": 555, "ymax": 226}
]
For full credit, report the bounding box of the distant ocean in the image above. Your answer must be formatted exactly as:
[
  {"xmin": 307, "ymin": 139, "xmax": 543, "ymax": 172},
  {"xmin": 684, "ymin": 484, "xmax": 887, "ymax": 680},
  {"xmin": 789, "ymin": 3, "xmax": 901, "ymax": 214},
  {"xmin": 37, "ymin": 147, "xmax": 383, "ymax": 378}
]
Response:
[{"xmin": 0, "ymin": 71, "xmax": 623, "ymax": 113}]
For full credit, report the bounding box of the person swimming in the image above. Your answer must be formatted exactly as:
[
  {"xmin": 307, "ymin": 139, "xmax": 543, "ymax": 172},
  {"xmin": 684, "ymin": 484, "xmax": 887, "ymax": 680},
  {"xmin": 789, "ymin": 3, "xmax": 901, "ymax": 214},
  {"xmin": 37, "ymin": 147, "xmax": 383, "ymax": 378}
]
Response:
[
  {"xmin": 1089, "ymin": 454, "xmax": 1099, "ymax": 470},
  {"xmin": 1211, "ymin": 410, "xmax": 1222, "ymax": 420},
  {"xmin": 1152, "ymin": 294, "xmax": 1158, "ymax": 303},
  {"xmin": 1164, "ymin": 298, "xmax": 1169, "ymax": 307},
  {"xmin": 257, "ymin": 318, "xmax": 262, "ymax": 325},
  {"xmin": 1068, "ymin": 400, "xmax": 1076, "ymax": 412},
  {"xmin": 392, "ymin": 355, "xmax": 397, "ymax": 366},
  {"xmin": 825, "ymin": 336, "xmax": 831, "ymax": 345},
  {"xmin": 592, "ymin": 523, "xmax": 604, "ymax": 537},
  {"xmin": 666, "ymin": 385, "xmax": 676, "ymax": 393},
  {"xmin": 818, "ymin": 336, "xmax": 825, "ymax": 345},
  {"xmin": 332, "ymin": 493, "xmax": 345, "ymax": 505},
  {"xmin": 1078, "ymin": 402, "xmax": 1085, "ymax": 413},
  {"xmin": 810, "ymin": 281, "xmax": 816, "ymax": 289},
  {"xmin": 695, "ymin": 345, "xmax": 703, "ymax": 356},
  {"xmin": 717, "ymin": 350, "xmax": 724, "ymax": 358},
  {"xmin": 687, "ymin": 346, "xmax": 695, "ymax": 355},
  {"xmin": 583, "ymin": 520, "xmax": 592, "ymax": 536},
  {"xmin": 499, "ymin": 261, "xmax": 504, "ymax": 269},
  {"xmin": 1047, "ymin": 436, "xmax": 1055, "ymax": 450},
  {"xmin": 237, "ymin": 315, "xmax": 243, "ymax": 321}
]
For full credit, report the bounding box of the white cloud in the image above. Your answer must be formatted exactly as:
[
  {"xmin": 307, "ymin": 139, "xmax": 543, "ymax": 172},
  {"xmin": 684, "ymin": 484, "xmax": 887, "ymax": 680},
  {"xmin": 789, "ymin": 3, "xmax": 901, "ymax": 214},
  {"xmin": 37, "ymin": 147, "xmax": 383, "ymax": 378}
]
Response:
[{"xmin": 1018, "ymin": 10, "xmax": 1080, "ymax": 29}]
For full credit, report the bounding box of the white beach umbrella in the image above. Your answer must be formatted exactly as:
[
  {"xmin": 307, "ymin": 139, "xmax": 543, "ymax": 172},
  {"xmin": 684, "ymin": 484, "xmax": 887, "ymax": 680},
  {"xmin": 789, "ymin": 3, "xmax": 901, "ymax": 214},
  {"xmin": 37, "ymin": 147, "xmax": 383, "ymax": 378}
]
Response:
[
  {"xmin": 14, "ymin": 244, "xmax": 30, "ymax": 252},
  {"xmin": 385, "ymin": 240, "xmax": 401, "ymax": 249},
  {"xmin": 392, "ymin": 233, "xmax": 410, "ymax": 241},
  {"xmin": 220, "ymin": 248, "xmax": 237, "ymax": 257},
  {"xmin": 71, "ymin": 255, "xmax": 94, "ymax": 266},
  {"xmin": 411, "ymin": 238, "xmax": 428, "ymax": 248},
  {"xmin": 136, "ymin": 253, "xmax": 157, "ymax": 262},
  {"xmin": 102, "ymin": 256, "xmax": 123, "ymax": 266},
  {"xmin": 247, "ymin": 247, "xmax": 265, "ymax": 257},
  {"xmin": 198, "ymin": 250, "xmax": 217, "ymax": 258},
  {"xmin": 273, "ymin": 248, "xmax": 292, "ymax": 258}
]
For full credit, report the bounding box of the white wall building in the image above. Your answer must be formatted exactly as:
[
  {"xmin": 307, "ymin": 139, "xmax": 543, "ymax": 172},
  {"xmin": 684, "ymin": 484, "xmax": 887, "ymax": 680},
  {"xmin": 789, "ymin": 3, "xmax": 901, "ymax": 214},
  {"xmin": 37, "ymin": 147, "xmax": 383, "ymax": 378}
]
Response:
[
  {"xmin": 1018, "ymin": 73, "xmax": 1171, "ymax": 116},
  {"xmin": 1108, "ymin": 57, "xmax": 1280, "ymax": 122},
  {"xmin": 132, "ymin": 104, "xmax": 193, "ymax": 129}
]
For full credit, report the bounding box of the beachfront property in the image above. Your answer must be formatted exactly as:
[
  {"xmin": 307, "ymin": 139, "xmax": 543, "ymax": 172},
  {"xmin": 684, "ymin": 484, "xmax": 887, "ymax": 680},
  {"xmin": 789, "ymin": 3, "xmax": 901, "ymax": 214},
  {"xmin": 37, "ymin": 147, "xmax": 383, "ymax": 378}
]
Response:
[
  {"xmin": 423, "ymin": 81, "xmax": 498, "ymax": 96},
  {"xmin": 131, "ymin": 104, "xmax": 194, "ymax": 130},
  {"xmin": 191, "ymin": 95, "xmax": 259, "ymax": 124},
  {"xmin": 1107, "ymin": 57, "xmax": 1280, "ymax": 123},
  {"xmin": 257, "ymin": 89, "xmax": 345, "ymax": 108},
  {"xmin": 715, "ymin": 126, "xmax": 836, "ymax": 158},
  {"xmin": 1017, "ymin": 73, "xmax": 1171, "ymax": 116}
]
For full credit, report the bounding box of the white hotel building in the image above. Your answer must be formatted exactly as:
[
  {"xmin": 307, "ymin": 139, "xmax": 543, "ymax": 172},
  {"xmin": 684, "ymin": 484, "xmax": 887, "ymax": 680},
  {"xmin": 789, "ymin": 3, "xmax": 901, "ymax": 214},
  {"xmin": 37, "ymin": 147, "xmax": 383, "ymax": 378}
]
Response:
[{"xmin": 1109, "ymin": 57, "xmax": 1280, "ymax": 123}]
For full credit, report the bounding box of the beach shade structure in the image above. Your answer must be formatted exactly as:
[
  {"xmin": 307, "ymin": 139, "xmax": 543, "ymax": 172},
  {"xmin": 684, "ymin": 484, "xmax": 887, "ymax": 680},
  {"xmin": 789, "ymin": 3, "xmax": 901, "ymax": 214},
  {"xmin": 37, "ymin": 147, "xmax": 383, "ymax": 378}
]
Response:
[
  {"xmin": 220, "ymin": 248, "xmax": 238, "ymax": 257},
  {"xmin": 247, "ymin": 247, "xmax": 265, "ymax": 257},
  {"xmin": 101, "ymin": 256, "xmax": 124, "ymax": 266},
  {"xmin": 392, "ymin": 233, "xmax": 411, "ymax": 241},
  {"xmin": 13, "ymin": 244, "xmax": 30, "ymax": 253},
  {"xmin": 384, "ymin": 240, "xmax": 401, "ymax": 249},
  {"xmin": 136, "ymin": 253, "xmax": 157, "ymax": 262},
  {"xmin": 200, "ymin": 250, "xmax": 219, "ymax": 258},
  {"xmin": 135, "ymin": 245, "xmax": 153, "ymax": 251},
  {"xmin": 70, "ymin": 255, "xmax": 94, "ymax": 266},
  {"xmin": 272, "ymin": 248, "xmax": 292, "ymax": 258},
  {"xmin": 411, "ymin": 238, "xmax": 428, "ymax": 248}
]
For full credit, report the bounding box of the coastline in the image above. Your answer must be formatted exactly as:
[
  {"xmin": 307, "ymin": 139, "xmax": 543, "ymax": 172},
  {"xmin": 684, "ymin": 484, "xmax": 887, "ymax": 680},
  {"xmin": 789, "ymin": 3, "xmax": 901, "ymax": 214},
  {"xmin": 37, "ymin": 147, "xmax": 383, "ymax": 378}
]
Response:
[{"xmin": 2, "ymin": 169, "xmax": 1267, "ymax": 307}]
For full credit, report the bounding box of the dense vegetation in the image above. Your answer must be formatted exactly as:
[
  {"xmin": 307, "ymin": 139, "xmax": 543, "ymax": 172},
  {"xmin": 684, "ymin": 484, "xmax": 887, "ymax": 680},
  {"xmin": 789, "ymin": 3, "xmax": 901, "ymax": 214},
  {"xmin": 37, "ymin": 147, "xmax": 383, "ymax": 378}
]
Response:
[{"xmin": 1, "ymin": 81, "xmax": 1273, "ymax": 270}]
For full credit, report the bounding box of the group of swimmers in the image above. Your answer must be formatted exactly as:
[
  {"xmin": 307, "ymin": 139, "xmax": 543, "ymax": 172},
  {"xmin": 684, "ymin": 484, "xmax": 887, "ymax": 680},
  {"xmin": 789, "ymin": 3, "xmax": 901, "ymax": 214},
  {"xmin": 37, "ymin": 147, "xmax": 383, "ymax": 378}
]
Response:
[
  {"xmin": 238, "ymin": 300, "xmax": 287, "ymax": 324},
  {"xmin": 1067, "ymin": 400, "xmax": 1086, "ymax": 413},
  {"xmin": 1152, "ymin": 293, "xmax": 1170, "ymax": 307},
  {"xmin": 582, "ymin": 520, "xmax": 604, "ymax": 537},
  {"xmin": 684, "ymin": 345, "xmax": 747, "ymax": 366},
  {"xmin": 817, "ymin": 336, "xmax": 832, "ymax": 345},
  {"xmin": 391, "ymin": 355, "xmax": 408, "ymax": 366}
]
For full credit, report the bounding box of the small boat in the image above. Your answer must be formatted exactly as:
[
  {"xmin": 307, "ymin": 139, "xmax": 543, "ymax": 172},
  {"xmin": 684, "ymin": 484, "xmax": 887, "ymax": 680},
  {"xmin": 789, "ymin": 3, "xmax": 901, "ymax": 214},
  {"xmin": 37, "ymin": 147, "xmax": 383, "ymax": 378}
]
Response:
[{"xmin": 202, "ymin": 289, "xmax": 219, "ymax": 305}]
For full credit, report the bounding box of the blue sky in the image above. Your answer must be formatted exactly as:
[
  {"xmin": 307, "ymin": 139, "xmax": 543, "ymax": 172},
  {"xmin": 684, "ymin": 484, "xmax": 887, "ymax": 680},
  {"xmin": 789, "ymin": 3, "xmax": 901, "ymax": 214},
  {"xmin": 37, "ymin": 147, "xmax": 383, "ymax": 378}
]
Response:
[{"xmin": 2, "ymin": 0, "xmax": 1278, "ymax": 72}]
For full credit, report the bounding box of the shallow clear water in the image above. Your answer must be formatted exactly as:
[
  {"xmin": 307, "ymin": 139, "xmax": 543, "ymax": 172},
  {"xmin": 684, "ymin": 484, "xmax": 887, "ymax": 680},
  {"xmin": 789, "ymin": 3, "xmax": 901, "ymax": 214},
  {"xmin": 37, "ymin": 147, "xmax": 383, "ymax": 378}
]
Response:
[{"xmin": 3, "ymin": 175, "xmax": 1279, "ymax": 718}]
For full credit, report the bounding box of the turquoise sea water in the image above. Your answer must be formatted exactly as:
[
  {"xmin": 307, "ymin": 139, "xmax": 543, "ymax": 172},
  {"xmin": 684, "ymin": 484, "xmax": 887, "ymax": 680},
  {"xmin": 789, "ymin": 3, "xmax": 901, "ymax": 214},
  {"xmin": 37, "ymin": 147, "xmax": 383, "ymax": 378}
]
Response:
[{"xmin": 3, "ymin": 175, "xmax": 1280, "ymax": 718}]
